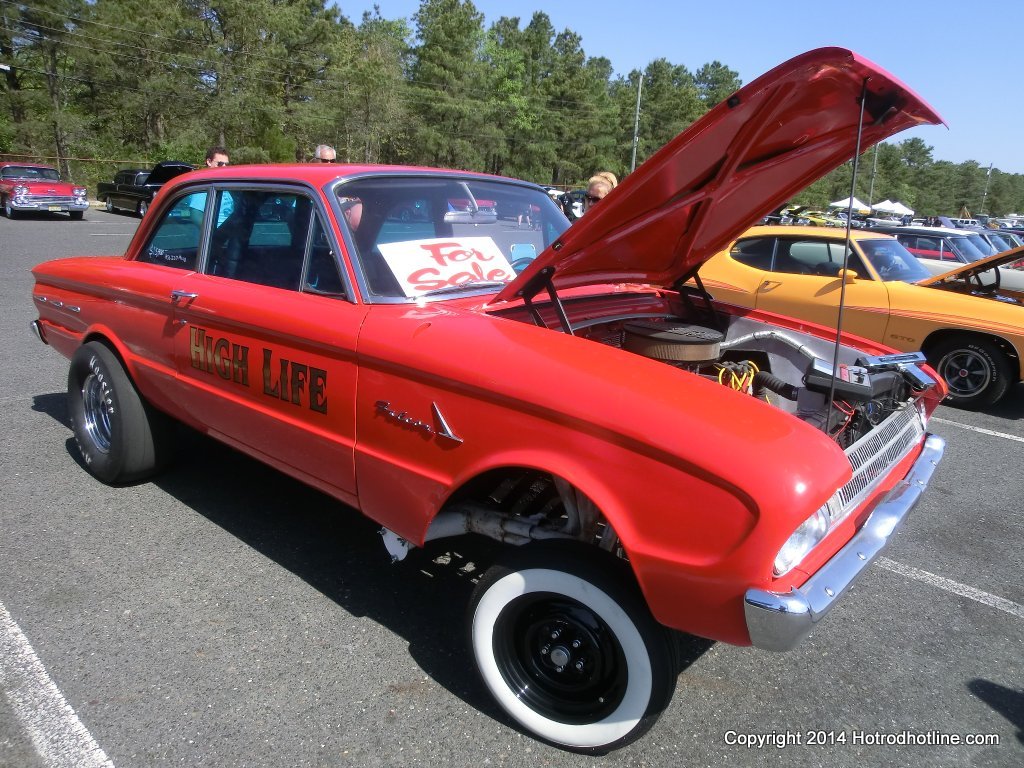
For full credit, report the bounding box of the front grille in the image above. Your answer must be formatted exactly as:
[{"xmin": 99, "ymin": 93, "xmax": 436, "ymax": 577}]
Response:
[
  {"xmin": 24, "ymin": 195, "xmax": 78, "ymax": 204},
  {"xmin": 827, "ymin": 402, "xmax": 924, "ymax": 521}
]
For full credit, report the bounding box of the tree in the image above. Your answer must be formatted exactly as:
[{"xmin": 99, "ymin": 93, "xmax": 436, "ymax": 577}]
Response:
[
  {"xmin": 408, "ymin": 0, "xmax": 489, "ymax": 169},
  {"xmin": 694, "ymin": 60, "xmax": 740, "ymax": 108},
  {"xmin": 2, "ymin": 0, "xmax": 89, "ymax": 177}
]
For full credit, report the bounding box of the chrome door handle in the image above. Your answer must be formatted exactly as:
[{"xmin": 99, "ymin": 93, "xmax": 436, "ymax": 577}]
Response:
[{"xmin": 170, "ymin": 290, "xmax": 199, "ymax": 302}]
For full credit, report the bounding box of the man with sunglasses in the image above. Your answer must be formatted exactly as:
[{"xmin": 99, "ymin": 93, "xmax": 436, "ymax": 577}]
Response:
[
  {"xmin": 205, "ymin": 146, "xmax": 230, "ymax": 168},
  {"xmin": 203, "ymin": 146, "xmax": 232, "ymax": 224},
  {"xmin": 313, "ymin": 145, "xmax": 337, "ymax": 163}
]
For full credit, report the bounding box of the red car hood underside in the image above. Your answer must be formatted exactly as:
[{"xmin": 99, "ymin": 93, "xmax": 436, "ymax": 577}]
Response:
[{"xmin": 496, "ymin": 47, "xmax": 943, "ymax": 303}]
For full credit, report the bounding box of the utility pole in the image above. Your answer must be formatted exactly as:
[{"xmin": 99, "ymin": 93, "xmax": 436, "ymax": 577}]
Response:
[
  {"xmin": 630, "ymin": 74, "xmax": 643, "ymax": 172},
  {"xmin": 980, "ymin": 163, "xmax": 993, "ymax": 215}
]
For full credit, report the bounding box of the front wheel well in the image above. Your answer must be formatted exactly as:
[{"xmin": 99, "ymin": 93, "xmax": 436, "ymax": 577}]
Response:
[
  {"xmin": 921, "ymin": 329, "xmax": 1020, "ymax": 378},
  {"xmin": 427, "ymin": 467, "xmax": 627, "ymax": 558}
]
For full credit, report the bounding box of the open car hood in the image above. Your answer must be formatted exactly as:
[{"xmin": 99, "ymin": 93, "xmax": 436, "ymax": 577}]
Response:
[
  {"xmin": 496, "ymin": 47, "xmax": 943, "ymax": 303},
  {"xmin": 146, "ymin": 161, "xmax": 195, "ymax": 185},
  {"xmin": 917, "ymin": 244, "xmax": 1024, "ymax": 285}
]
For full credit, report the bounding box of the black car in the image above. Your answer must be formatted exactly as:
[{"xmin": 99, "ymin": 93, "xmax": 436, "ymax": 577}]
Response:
[{"xmin": 97, "ymin": 160, "xmax": 194, "ymax": 217}]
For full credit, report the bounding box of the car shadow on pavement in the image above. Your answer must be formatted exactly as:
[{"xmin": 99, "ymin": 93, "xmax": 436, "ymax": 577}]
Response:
[
  {"xmin": 32, "ymin": 392, "xmax": 67, "ymax": 424},
  {"xmin": 967, "ymin": 679, "xmax": 1024, "ymax": 745},
  {"xmin": 987, "ymin": 383, "xmax": 1024, "ymax": 420}
]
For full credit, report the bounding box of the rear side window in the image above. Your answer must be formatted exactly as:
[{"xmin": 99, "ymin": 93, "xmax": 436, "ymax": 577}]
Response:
[
  {"xmin": 730, "ymin": 237, "xmax": 775, "ymax": 269},
  {"xmin": 137, "ymin": 191, "xmax": 207, "ymax": 270}
]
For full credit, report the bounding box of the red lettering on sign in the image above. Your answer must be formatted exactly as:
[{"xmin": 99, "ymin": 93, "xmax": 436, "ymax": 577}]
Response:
[
  {"xmin": 407, "ymin": 261, "xmax": 511, "ymax": 290},
  {"xmin": 419, "ymin": 241, "xmax": 496, "ymax": 267}
]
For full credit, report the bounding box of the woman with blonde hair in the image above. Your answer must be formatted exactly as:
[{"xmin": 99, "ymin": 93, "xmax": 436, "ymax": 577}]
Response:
[{"xmin": 584, "ymin": 171, "xmax": 618, "ymax": 213}]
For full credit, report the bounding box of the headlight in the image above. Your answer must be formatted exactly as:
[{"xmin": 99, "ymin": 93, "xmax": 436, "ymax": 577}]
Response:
[
  {"xmin": 73, "ymin": 187, "xmax": 87, "ymax": 198},
  {"xmin": 773, "ymin": 507, "xmax": 830, "ymax": 576},
  {"xmin": 13, "ymin": 184, "xmax": 28, "ymax": 196}
]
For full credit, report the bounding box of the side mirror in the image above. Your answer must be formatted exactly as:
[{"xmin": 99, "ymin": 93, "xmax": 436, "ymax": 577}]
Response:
[{"xmin": 840, "ymin": 268, "xmax": 859, "ymax": 283}]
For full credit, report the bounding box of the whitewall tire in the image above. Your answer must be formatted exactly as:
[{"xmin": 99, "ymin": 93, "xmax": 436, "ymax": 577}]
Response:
[{"xmin": 469, "ymin": 546, "xmax": 675, "ymax": 752}]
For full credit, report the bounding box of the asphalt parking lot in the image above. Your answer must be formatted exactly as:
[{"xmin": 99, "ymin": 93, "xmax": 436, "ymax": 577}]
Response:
[{"xmin": 1, "ymin": 210, "xmax": 1021, "ymax": 768}]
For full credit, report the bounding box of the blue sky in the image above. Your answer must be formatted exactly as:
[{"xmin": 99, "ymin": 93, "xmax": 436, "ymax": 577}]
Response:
[{"xmin": 345, "ymin": 0, "xmax": 1021, "ymax": 174}]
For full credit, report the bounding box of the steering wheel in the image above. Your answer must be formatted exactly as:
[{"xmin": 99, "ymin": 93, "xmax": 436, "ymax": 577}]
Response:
[{"xmin": 969, "ymin": 266, "xmax": 1000, "ymax": 292}]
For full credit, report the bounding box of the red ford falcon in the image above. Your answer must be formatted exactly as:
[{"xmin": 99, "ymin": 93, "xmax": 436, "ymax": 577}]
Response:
[{"xmin": 31, "ymin": 49, "xmax": 946, "ymax": 751}]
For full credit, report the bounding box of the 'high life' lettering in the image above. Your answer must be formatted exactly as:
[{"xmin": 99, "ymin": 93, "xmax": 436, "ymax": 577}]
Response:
[
  {"xmin": 190, "ymin": 326, "xmax": 249, "ymax": 385},
  {"xmin": 262, "ymin": 348, "xmax": 328, "ymax": 414}
]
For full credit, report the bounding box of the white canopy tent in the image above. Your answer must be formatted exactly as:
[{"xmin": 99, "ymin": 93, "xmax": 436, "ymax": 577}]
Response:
[
  {"xmin": 871, "ymin": 199, "xmax": 899, "ymax": 214},
  {"xmin": 890, "ymin": 201, "xmax": 914, "ymax": 216},
  {"xmin": 828, "ymin": 196, "xmax": 870, "ymax": 214}
]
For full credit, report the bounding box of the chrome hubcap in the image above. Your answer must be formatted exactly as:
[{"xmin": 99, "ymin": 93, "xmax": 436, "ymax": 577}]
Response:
[
  {"xmin": 939, "ymin": 349, "xmax": 991, "ymax": 398},
  {"xmin": 82, "ymin": 373, "xmax": 112, "ymax": 453}
]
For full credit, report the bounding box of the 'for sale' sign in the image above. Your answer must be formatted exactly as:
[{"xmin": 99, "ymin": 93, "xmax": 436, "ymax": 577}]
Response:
[{"xmin": 377, "ymin": 237, "xmax": 515, "ymax": 297}]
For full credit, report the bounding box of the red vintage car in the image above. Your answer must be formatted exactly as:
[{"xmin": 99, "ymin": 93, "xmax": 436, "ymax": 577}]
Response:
[
  {"xmin": 31, "ymin": 49, "xmax": 946, "ymax": 751},
  {"xmin": 1, "ymin": 162, "xmax": 90, "ymax": 219}
]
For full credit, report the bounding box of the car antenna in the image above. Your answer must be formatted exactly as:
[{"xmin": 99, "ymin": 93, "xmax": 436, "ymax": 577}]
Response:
[{"xmin": 825, "ymin": 78, "xmax": 870, "ymax": 435}]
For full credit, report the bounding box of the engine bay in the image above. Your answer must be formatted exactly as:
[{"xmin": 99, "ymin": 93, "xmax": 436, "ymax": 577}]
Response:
[{"xmin": 577, "ymin": 312, "xmax": 933, "ymax": 450}]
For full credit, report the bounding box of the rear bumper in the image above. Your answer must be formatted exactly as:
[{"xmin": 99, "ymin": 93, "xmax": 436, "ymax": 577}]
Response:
[{"xmin": 744, "ymin": 433, "xmax": 945, "ymax": 651}]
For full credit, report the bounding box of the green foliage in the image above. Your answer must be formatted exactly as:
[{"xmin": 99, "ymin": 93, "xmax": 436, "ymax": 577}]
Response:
[{"xmin": 1, "ymin": 0, "xmax": 1020, "ymax": 211}]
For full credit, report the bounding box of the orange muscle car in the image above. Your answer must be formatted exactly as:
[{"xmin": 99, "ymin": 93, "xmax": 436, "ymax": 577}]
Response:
[{"xmin": 700, "ymin": 225, "xmax": 1024, "ymax": 408}]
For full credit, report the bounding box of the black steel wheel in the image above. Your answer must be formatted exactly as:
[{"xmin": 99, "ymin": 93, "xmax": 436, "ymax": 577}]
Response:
[
  {"xmin": 929, "ymin": 335, "xmax": 1012, "ymax": 408},
  {"xmin": 104, "ymin": 198, "xmax": 114, "ymax": 213},
  {"xmin": 67, "ymin": 341, "xmax": 173, "ymax": 483},
  {"xmin": 469, "ymin": 544, "xmax": 675, "ymax": 752}
]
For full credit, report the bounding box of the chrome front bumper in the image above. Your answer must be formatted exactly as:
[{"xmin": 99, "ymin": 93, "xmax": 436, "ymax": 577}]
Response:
[
  {"xmin": 744, "ymin": 433, "xmax": 945, "ymax": 652},
  {"xmin": 10, "ymin": 198, "xmax": 89, "ymax": 212}
]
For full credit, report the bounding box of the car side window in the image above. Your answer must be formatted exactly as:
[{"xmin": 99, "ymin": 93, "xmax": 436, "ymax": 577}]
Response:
[
  {"xmin": 730, "ymin": 237, "xmax": 775, "ymax": 269},
  {"xmin": 137, "ymin": 191, "xmax": 207, "ymax": 270},
  {"xmin": 303, "ymin": 213, "xmax": 346, "ymax": 296},
  {"xmin": 205, "ymin": 189, "xmax": 314, "ymax": 292},
  {"xmin": 769, "ymin": 239, "xmax": 870, "ymax": 277}
]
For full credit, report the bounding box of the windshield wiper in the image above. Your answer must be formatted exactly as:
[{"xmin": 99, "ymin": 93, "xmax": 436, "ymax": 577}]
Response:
[{"xmin": 420, "ymin": 280, "xmax": 508, "ymax": 297}]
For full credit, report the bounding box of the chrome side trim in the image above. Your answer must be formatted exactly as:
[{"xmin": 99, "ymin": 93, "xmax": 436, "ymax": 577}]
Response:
[{"xmin": 744, "ymin": 433, "xmax": 944, "ymax": 652}]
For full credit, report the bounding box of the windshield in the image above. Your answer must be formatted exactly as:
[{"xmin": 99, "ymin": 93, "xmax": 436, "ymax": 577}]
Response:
[
  {"xmin": 965, "ymin": 233, "xmax": 996, "ymax": 257},
  {"xmin": 983, "ymin": 232, "xmax": 1013, "ymax": 253},
  {"xmin": 335, "ymin": 176, "xmax": 570, "ymax": 300},
  {"xmin": 948, "ymin": 235, "xmax": 989, "ymax": 262},
  {"xmin": 859, "ymin": 238, "xmax": 932, "ymax": 282},
  {"xmin": 1, "ymin": 165, "xmax": 60, "ymax": 181}
]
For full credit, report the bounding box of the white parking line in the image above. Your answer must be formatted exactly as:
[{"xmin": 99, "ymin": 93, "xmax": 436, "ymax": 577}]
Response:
[
  {"xmin": 877, "ymin": 558, "xmax": 1024, "ymax": 619},
  {"xmin": 932, "ymin": 417, "xmax": 1024, "ymax": 444},
  {"xmin": 0, "ymin": 601, "xmax": 114, "ymax": 768}
]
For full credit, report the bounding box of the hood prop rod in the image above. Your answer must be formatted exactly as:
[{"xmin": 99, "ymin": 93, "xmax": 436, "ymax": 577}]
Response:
[
  {"xmin": 514, "ymin": 265, "xmax": 574, "ymax": 335},
  {"xmin": 825, "ymin": 77, "xmax": 870, "ymax": 436}
]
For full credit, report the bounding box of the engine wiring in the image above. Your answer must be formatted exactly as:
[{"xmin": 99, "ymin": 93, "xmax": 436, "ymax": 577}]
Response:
[{"xmin": 715, "ymin": 360, "xmax": 762, "ymax": 397}]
